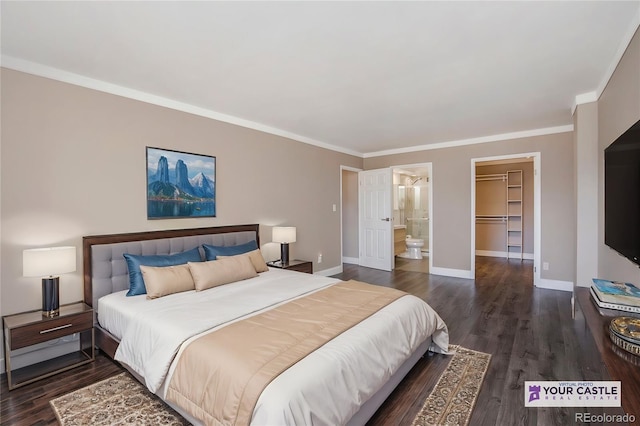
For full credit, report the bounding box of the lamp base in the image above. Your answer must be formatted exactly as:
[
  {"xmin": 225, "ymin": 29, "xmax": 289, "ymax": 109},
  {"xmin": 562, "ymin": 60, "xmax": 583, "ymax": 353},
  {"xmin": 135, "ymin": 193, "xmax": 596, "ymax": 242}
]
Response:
[
  {"xmin": 42, "ymin": 277, "xmax": 60, "ymax": 317},
  {"xmin": 280, "ymin": 243, "xmax": 290, "ymax": 265},
  {"xmin": 42, "ymin": 309, "xmax": 60, "ymax": 318}
]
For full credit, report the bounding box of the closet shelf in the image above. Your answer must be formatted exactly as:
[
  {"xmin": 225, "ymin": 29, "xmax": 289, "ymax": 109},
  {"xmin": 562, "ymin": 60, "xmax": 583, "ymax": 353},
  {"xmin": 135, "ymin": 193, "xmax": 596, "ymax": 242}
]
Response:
[
  {"xmin": 506, "ymin": 170, "xmax": 523, "ymax": 260},
  {"xmin": 476, "ymin": 169, "xmax": 524, "ymax": 260}
]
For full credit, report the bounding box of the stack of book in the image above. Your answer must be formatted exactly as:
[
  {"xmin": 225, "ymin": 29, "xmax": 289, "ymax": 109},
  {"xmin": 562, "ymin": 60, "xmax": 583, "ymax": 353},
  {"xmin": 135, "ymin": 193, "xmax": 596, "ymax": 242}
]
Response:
[{"xmin": 590, "ymin": 278, "xmax": 640, "ymax": 315}]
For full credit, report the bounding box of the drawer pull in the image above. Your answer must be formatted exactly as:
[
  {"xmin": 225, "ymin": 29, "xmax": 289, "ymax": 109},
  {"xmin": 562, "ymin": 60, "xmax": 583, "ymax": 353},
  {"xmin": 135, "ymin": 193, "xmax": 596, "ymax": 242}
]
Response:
[{"xmin": 40, "ymin": 324, "xmax": 73, "ymax": 334}]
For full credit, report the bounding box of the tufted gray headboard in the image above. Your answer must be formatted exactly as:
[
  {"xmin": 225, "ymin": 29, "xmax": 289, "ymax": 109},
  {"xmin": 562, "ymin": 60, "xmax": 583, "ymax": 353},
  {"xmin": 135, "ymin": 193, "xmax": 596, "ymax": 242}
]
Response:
[{"xmin": 82, "ymin": 224, "xmax": 259, "ymax": 357}]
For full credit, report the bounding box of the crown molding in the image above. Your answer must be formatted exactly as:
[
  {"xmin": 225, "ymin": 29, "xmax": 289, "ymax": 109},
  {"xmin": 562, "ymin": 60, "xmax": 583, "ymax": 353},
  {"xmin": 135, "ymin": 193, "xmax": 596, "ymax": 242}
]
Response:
[
  {"xmin": 572, "ymin": 10, "xmax": 640, "ymax": 116},
  {"xmin": 596, "ymin": 10, "xmax": 640, "ymax": 98},
  {"xmin": 0, "ymin": 55, "xmax": 364, "ymax": 158},
  {"xmin": 7, "ymin": 16, "xmax": 639, "ymax": 162},
  {"xmin": 0, "ymin": 56, "xmax": 575, "ymax": 160},
  {"xmin": 571, "ymin": 91, "xmax": 598, "ymax": 116},
  {"xmin": 363, "ymin": 125, "xmax": 574, "ymax": 158}
]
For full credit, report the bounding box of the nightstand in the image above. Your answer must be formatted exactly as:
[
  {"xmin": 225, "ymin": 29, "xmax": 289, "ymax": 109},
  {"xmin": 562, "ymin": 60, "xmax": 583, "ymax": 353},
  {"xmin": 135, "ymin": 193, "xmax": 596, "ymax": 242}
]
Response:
[
  {"xmin": 3, "ymin": 302, "xmax": 94, "ymax": 390},
  {"xmin": 267, "ymin": 259, "xmax": 313, "ymax": 274}
]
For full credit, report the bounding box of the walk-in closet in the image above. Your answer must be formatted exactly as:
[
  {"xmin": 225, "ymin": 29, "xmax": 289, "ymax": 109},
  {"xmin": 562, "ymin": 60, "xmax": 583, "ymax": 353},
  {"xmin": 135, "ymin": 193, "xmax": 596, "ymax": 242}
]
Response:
[{"xmin": 475, "ymin": 160, "xmax": 534, "ymax": 260}]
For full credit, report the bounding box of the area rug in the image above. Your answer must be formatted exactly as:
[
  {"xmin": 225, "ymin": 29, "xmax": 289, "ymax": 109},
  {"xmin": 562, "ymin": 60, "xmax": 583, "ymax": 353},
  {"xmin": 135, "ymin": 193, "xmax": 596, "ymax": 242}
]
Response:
[
  {"xmin": 51, "ymin": 346, "xmax": 490, "ymax": 426},
  {"xmin": 49, "ymin": 372, "xmax": 189, "ymax": 425},
  {"xmin": 412, "ymin": 345, "xmax": 492, "ymax": 426}
]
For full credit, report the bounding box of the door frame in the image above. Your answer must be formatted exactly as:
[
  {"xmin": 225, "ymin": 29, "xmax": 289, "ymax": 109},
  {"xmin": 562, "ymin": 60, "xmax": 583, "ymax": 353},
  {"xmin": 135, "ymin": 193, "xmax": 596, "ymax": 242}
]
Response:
[
  {"xmin": 392, "ymin": 162, "xmax": 433, "ymax": 272},
  {"xmin": 470, "ymin": 152, "xmax": 541, "ymax": 286},
  {"xmin": 340, "ymin": 165, "xmax": 363, "ymax": 267}
]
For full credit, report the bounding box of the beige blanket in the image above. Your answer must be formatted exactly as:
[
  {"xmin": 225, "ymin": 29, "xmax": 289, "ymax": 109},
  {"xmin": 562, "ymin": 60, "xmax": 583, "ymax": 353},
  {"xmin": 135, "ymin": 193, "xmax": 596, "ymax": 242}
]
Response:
[{"xmin": 166, "ymin": 279, "xmax": 407, "ymax": 426}]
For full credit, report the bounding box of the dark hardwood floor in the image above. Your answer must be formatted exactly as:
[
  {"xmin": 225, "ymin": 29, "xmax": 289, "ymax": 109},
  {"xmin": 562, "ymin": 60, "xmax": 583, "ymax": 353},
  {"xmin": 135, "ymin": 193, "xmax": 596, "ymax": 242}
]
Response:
[
  {"xmin": 335, "ymin": 257, "xmax": 629, "ymax": 426},
  {"xmin": 0, "ymin": 354, "xmax": 122, "ymax": 425},
  {"xmin": 0, "ymin": 257, "xmax": 629, "ymax": 425}
]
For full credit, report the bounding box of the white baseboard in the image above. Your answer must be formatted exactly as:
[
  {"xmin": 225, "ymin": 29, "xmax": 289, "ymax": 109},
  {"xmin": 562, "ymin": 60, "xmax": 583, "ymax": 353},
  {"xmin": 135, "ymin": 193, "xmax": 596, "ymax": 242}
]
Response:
[
  {"xmin": 476, "ymin": 250, "xmax": 534, "ymax": 260},
  {"xmin": 430, "ymin": 266, "xmax": 474, "ymax": 279},
  {"xmin": 316, "ymin": 265, "xmax": 343, "ymax": 276},
  {"xmin": 342, "ymin": 256, "xmax": 359, "ymax": 265},
  {"xmin": 536, "ymin": 278, "xmax": 573, "ymax": 292}
]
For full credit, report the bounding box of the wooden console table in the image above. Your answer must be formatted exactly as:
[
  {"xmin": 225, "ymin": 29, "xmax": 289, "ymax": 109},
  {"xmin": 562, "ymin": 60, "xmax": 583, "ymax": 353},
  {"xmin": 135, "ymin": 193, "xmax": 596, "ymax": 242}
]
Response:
[{"xmin": 575, "ymin": 287, "xmax": 640, "ymax": 416}]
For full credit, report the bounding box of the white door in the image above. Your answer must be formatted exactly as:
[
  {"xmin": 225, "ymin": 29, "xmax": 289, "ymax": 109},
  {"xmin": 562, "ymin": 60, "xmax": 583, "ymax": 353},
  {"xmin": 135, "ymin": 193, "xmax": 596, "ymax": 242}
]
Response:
[{"xmin": 359, "ymin": 168, "xmax": 393, "ymax": 271}]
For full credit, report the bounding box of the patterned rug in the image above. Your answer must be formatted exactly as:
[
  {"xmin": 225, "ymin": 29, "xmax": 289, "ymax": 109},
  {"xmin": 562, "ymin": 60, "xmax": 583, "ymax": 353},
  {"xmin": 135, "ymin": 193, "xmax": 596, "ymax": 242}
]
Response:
[
  {"xmin": 51, "ymin": 345, "xmax": 490, "ymax": 426},
  {"xmin": 412, "ymin": 345, "xmax": 492, "ymax": 426},
  {"xmin": 49, "ymin": 372, "xmax": 189, "ymax": 425}
]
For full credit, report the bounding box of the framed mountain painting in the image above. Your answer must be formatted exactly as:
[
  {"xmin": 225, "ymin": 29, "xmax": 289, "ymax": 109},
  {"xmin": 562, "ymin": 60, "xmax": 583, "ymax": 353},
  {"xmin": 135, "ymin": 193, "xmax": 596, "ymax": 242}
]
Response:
[{"xmin": 146, "ymin": 147, "xmax": 216, "ymax": 219}]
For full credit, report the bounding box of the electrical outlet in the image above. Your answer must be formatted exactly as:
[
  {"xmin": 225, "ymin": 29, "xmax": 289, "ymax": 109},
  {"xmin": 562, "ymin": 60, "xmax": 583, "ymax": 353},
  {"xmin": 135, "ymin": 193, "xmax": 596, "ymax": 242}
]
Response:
[
  {"xmin": 318, "ymin": 254, "xmax": 323, "ymax": 263},
  {"xmin": 543, "ymin": 262, "xmax": 549, "ymax": 271}
]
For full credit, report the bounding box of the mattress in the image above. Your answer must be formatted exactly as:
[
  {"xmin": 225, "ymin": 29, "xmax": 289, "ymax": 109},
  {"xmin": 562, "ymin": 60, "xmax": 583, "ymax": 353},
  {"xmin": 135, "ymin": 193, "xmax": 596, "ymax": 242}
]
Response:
[
  {"xmin": 97, "ymin": 267, "xmax": 337, "ymax": 341},
  {"xmin": 98, "ymin": 267, "xmax": 449, "ymax": 425}
]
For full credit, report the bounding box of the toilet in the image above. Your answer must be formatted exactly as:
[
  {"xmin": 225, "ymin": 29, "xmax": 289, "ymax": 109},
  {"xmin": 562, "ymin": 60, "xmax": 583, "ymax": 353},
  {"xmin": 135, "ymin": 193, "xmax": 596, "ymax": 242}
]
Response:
[{"xmin": 405, "ymin": 236, "xmax": 424, "ymax": 259}]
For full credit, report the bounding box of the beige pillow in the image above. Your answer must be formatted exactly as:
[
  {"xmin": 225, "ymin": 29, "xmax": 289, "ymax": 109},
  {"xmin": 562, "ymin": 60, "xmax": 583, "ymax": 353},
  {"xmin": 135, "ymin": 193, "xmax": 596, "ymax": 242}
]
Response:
[
  {"xmin": 188, "ymin": 255, "xmax": 258, "ymax": 291},
  {"xmin": 139, "ymin": 263, "xmax": 195, "ymax": 299},
  {"xmin": 217, "ymin": 249, "xmax": 269, "ymax": 273}
]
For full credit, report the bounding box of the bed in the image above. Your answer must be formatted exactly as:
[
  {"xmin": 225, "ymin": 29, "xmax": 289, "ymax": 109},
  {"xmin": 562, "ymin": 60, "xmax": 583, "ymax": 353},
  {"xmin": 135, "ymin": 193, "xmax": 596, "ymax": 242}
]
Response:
[{"xmin": 83, "ymin": 224, "xmax": 449, "ymax": 425}]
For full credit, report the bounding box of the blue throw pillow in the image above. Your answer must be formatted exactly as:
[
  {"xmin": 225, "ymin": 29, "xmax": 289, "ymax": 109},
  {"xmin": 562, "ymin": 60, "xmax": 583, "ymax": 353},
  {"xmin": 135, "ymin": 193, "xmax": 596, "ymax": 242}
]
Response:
[
  {"xmin": 123, "ymin": 247, "xmax": 202, "ymax": 296},
  {"xmin": 202, "ymin": 240, "xmax": 259, "ymax": 261}
]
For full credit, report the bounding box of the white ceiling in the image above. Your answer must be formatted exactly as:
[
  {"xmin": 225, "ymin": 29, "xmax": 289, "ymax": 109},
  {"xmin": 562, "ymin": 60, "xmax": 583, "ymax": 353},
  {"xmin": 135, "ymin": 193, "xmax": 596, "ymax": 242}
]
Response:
[{"xmin": 2, "ymin": 1, "xmax": 639, "ymax": 157}]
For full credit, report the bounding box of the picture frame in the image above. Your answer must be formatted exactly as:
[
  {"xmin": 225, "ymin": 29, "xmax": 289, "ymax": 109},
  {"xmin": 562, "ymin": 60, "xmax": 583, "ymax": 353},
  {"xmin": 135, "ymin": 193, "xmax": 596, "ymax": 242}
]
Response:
[{"xmin": 146, "ymin": 147, "xmax": 216, "ymax": 219}]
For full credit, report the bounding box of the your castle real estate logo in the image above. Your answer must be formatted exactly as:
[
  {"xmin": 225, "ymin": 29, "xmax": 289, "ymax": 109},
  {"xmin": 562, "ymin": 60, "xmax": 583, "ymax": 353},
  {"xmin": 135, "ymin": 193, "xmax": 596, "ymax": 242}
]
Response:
[{"xmin": 524, "ymin": 381, "xmax": 621, "ymax": 407}]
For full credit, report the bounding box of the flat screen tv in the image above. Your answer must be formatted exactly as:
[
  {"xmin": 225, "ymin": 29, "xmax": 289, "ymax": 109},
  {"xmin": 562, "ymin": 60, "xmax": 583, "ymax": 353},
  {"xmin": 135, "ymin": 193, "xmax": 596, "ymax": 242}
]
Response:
[{"xmin": 604, "ymin": 119, "xmax": 640, "ymax": 266}]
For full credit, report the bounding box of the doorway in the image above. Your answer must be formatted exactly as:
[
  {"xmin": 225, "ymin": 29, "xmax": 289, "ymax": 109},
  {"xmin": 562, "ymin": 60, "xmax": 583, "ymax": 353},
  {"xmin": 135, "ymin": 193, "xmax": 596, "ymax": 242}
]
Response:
[
  {"xmin": 340, "ymin": 163, "xmax": 433, "ymax": 273},
  {"xmin": 471, "ymin": 153, "xmax": 540, "ymax": 285},
  {"xmin": 340, "ymin": 166, "xmax": 362, "ymax": 267},
  {"xmin": 392, "ymin": 163, "xmax": 433, "ymax": 273}
]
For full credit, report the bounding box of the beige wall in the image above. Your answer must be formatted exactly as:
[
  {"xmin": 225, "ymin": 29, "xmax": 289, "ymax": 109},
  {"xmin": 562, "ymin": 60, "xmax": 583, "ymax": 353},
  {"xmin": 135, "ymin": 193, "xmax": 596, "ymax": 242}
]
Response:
[
  {"xmin": 476, "ymin": 162, "xmax": 534, "ymax": 255},
  {"xmin": 3, "ymin": 29, "xmax": 637, "ymax": 317},
  {"xmin": 0, "ymin": 69, "xmax": 363, "ymax": 317},
  {"xmin": 341, "ymin": 169, "xmax": 359, "ymax": 260},
  {"xmin": 574, "ymin": 102, "xmax": 599, "ymax": 287},
  {"xmin": 365, "ymin": 132, "xmax": 576, "ymax": 282},
  {"xmin": 597, "ymin": 28, "xmax": 640, "ymax": 283}
]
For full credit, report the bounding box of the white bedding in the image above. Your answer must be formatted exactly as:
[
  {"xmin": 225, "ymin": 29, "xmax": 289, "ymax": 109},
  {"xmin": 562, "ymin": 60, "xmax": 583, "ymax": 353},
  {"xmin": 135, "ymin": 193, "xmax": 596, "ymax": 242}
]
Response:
[{"xmin": 98, "ymin": 267, "xmax": 449, "ymax": 425}]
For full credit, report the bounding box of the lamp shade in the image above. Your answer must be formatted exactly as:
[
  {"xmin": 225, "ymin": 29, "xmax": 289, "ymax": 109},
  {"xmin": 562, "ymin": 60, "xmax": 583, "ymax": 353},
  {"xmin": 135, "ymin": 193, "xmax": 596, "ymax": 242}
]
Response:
[
  {"xmin": 23, "ymin": 246, "xmax": 77, "ymax": 277},
  {"xmin": 272, "ymin": 227, "xmax": 296, "ymax": 243}
]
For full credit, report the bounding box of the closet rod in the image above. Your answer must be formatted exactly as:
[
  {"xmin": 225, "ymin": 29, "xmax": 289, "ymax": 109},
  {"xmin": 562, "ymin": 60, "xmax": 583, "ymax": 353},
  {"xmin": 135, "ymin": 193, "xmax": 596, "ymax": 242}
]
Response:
[
  {"xmin": 475, "ymin": 215, "xmax": 507, "ymax": 223},
  {"xmin": 475, "ymin": 173, "xmax": 507, "ymax": 182}
]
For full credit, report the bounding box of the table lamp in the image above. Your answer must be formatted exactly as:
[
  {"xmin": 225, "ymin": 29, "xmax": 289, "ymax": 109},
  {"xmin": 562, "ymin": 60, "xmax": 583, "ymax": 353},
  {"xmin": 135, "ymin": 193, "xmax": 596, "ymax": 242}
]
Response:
[
  {"xmin": 272, "ymin": 227, "xmax": 296, "ymax": 264},
  {"xmin": 23, "ymin": 246, "xmax": 76, "ymax": 317}
]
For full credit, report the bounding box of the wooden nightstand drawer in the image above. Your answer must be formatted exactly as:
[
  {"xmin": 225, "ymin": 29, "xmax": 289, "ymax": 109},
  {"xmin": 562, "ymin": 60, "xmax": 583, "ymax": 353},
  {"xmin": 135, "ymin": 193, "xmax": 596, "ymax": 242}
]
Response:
[
  {"xmin": 9, "ymin": 311, "xmax": 92, "ymax": 350},
  {"xmin": 3, "ymin": 302, "xmax": 95, "ymax": 390}
]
